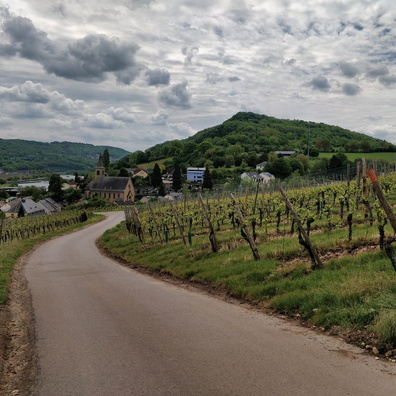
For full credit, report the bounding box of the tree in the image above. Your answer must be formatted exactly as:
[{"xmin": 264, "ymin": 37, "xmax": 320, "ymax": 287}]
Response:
[
  {"xmin": 158, "ymin": 181, "xmax": 166, "ymax": 197},
  {"xmin": 118, "ymin": 168, "xmax": 129, "ymax": 177},
  {"xmin": 151, "ymin": 163, "xmax": 162, "ymax": 188},
  {"xmin": 102, "ymin": 149, "xmax": 110, "ymax": 170},
  {"xmin": 48, "ymin": 173, "xmax": 64, "ymax": 202},
  {"xmin": 74, "ymin": 172, "xmax": 82, "ymax": 184},
  {"xmin": 328, "ymin": 153, "xmax": 348, "ymax": 171},
  {"xmin": 172, "ymin": 163, "xmax": 182, "ymax": 191},
  {"xmin": 19, "ymin": 185, "xmax": 46, "ymax": 201},
  {"xmin": 18, "ymin": 203, "xmax": 25, "ymax": 218},
  {"xmin": 264, "ymin": 157, "xmax": 292, "ymax": 179},
  {"xmin": 64, "ymin": 188, "xmax": 83, "ymax": 205},
  {"xmin": 202, "ymin": 167, "xmax": 213, "ymax": 190}
]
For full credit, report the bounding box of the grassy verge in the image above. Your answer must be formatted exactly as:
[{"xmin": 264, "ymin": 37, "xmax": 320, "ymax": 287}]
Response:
[
  {"xmin": 99, "ymin": 221, "xmax": 396, "ymax": 351},
  {"xmin": 0, "ymin": 214, "xmax": 105, "ymax": 304}
]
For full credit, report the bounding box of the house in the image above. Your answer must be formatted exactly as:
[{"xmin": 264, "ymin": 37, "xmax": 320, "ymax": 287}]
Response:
[
  {"xmin": 62, "ymin": 181, "xmax": 79, "ymax": 190},
  {"xmin": 3, "ymin": 198, "xmax": 46, "ymax": 218},
  {"xmin": 85, "ymin": 157, "xmax": 135, "ymax": 203},
  {"xmin": 129, "ymin": 168, "xmax": 149, "ymax": 178},
  {"xmin": 275, "ymin": 150, "xmax": 296, "ymax": 157},
  {"xmin": 186, "ymin": 167, "xmax": 205, "ymax": 182},
  {"xmin": 241, "ymin": 172, "xmax": 275, "ymax": 184},
  {"xmin": 256, "ymin": 161, "xmax": 267, "ymax": 171},
  {"xmin": 39, "ymin": 198, "xmax": 62, "ymax": 214}
]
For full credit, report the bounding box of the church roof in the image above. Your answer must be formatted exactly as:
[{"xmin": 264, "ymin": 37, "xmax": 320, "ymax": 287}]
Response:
[
  {"xmin": 96, "ymin": 155, "xmax": 104, "ymax": 168},
  {"xmin": 87, "ymin": 176, "xmax": 131, "ymax": 192}
]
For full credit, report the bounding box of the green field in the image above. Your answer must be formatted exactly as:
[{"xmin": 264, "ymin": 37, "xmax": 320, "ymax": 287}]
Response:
[
  {"xmin": 137, "ymin": 158, "xmax": 172, "ymax": 170},
  {"xmin": 318, "ymin": 152, "xmax": 396, "ymax": 162}
]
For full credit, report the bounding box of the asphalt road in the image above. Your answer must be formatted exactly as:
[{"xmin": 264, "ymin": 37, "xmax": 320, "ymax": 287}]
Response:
[{"xmin": 25, "ymin": 212, "xmax": 396, "ymax": 395}]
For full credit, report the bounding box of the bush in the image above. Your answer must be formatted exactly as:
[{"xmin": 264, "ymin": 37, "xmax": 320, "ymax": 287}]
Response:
[{"xmin": 372, "ymin": 311, "xmax": 396, "ymax": 347}]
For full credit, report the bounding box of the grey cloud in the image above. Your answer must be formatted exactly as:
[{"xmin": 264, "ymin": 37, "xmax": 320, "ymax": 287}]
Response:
[
  {"xmin": 379, "ymin": 74, "xmax": 396, "ymax": 86},
  {"xmin": 182, "ymin": 46, "xmax": 199, "ymax": 65},
  {"xmin": 0, "ymin": 15, "xmax": 55, "ymax": 61},
  {"xmin": 145, "ymin": 68, "xmax": 171, "ymax": 86},
  {"xmin": 222, "ymin": 56, "xmax": 236, "ymax": 65},
  {"xmin": 307, "ymin": 76, "xmax": 331, "ymax": 92},
  {"xmin": 339, "ymin": 61, "xmax": 359, "ymax": 78},
  {"xmin": 229, "ymin": 2, "xmax": 250, "ymax": 24},
  {"xmin": 158, "ymin": 82, "xmax": 191, "ymax": 109},
  {"xmin": 283, "ymin": 58, "xmax": 297, "ymax": 66},
  {"xmin": 229, "ymin": 76, "xmax": 241, "ymax": 82},
  {"xmin": 206, "ymin": 72, "xmax": 223, "ymax": 84},
  {"xmin": 213, "ymin": 26, "xmax": 223, "ymax": 38},
  {"xmin": 341, "ymin": 83, "xmax": 361, "ymax": 96},
  {"xmin": 366, "ymin": 65, "xmax": 389, "ymax": 79},
  {"xmin": 53, "ymin": 34, "xmax": 142, "ymax": 83},
  {"xmin": 0, "ymin": 13, "xmax": 142, "ymax": 84}
]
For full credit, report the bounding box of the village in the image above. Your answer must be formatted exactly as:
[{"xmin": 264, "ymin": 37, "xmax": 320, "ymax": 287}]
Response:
[{"xmin": 0, "ymin": 154, "xmax": 280, "ymax": 219}]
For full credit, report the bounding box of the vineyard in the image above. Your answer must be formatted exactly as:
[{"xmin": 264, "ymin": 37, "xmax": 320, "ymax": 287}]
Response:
[
  {"xmin": 123, "ymin": 171, "xmax": 396, "ymax": 266},
  {"xmin": 0, "ymin": 209, "xmax": 92, "ymax": 243},
  {"xmin": 100, "ymin": 168, "xmax": 396, "ymax": 352}
]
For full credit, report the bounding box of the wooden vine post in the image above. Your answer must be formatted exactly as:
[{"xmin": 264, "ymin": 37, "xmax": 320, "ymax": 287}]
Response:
[
  {"xmin": 148, "ymin": 203, "xmax": 164, "ymax": 244},
  {"xmin": 279, "ymin": 187, "xmax": 323, "ymax": 270},
  {"xmin": 198, "ymin": 194, "xmax": 219, "ymax": 253},
  {"xmin": 367, "ymin": 169, "xmax": 396, "ymax": 234},
  {"xmin": 169, "ymin": 201, "xmax": 187, "ymax": 247},
  {"xmin": 230, "ymin": 194, "xmax": 260, "ymax": 261},
  {"xmin": 367, "ymin": 169, "xmax": 396, "ymax": 271}
]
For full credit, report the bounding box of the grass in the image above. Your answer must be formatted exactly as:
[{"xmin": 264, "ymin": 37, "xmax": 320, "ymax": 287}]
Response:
[
  {"xmin": 318, "ymin": 152, "xmax": 396, "ymax": 162},
  {"xmin": 137, "ymin": 158, "xmax": 172, "ymax": 170},
  {"xmin": 0, "ymin": 214, "xmax": 105, "ymax": 304},
  {"xmin": 99, "ymin": 219, "xmax": 396, "ymax": 347}
]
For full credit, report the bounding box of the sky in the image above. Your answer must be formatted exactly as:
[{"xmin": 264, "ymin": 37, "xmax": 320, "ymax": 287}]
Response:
[{"xmin": 1, "ymin": 0, "xmax": 396, "ymax": 153}]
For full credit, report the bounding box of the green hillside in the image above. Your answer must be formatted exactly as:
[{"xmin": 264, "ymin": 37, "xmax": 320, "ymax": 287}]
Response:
[
  {"xmin": 0, "ymin": 139, "xmax": 130, "ymax": 173},
  {"xmin": 119, "ymin": 112, "xmax": 396, "ymax": 169}
]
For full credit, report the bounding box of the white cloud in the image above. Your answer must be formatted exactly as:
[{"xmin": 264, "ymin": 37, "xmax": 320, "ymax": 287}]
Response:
[{"xmin": 0, "ymin": 0, "xmax": 395, "ymax": 151}]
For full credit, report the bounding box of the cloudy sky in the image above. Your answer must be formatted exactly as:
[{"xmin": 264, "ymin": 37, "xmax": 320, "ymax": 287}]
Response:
[{"xmin": 1, "ymin": 1, "xmax": 396, "ymax": 153}]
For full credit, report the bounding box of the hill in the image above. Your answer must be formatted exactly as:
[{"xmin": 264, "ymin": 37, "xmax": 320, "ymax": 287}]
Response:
[
  {"xmin": 120, "ymin": 112, "xmax": 396, "ymax": 169},
  {"xmin": 0, "ymin": 139, "xmax": 130, "ymax": 173}
]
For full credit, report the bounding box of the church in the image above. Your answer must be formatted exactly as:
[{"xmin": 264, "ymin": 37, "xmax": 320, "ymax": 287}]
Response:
[{"xmin": 85, "ymin": 156, "xmax": 135, "ymax": 203}]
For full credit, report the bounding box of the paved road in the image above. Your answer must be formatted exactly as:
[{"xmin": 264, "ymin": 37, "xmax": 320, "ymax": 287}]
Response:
[{"xmin": 25, "ymin": 212, "xmax": 396, "ymax": 395}]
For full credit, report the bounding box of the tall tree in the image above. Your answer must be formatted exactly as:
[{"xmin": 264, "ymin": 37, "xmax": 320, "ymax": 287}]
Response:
[
  {"xmin": 102, "ymin": 148, "xmax": 110, "ymax": 170},
  {"xmin": 158, "ymin": 180, "xmax": 166, "ymax": 197},
  {"xmin": 172, "ymin": 163, "xmax": 182, "ymax": 191},
  {"xmin": 151, "ymin": 163, "xmax": 162, "ymax": 188},
  {"xmin": 48, "ymin": 173, "xmax": 64, "ymax": 202},
  {"xmin": 202, "ymin": 167, "xmax": 213, "ymax": 190}
]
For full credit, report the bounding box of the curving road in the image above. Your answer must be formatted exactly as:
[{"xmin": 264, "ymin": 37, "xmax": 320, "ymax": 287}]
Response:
[{"xmin": 25, "ymin": 212, "xmax": 396, "ymax": 395}]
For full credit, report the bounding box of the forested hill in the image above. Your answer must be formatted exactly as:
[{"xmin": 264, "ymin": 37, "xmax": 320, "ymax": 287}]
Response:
[
  {"xmin": 123, "ymin": 112, "xmax": 396, "ymax": 168},
  {"xmin": 0, "ymin": 139, "xmax": 130, "ymax": 172}
]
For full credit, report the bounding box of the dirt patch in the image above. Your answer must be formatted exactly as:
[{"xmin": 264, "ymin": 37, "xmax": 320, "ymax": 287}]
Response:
[{"xmin": 0, "ymin": 252, "xmax": 37, "ymax": 396}]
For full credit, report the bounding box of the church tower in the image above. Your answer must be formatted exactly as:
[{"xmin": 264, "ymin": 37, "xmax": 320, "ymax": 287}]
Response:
[{"xmin": 95, "ymin": 155, "xmax": 106, "ymax": 178}]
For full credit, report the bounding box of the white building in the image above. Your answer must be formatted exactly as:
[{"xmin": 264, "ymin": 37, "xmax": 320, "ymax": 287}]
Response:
[{"xmin": 186, "ymin": 167, "xmax": 205, "ymax": 182}]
